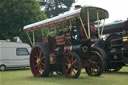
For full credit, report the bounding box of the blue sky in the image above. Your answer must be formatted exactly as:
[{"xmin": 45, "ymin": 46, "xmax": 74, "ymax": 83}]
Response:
[{"xmin": 71, "ymin": 0, "xmax": 128, "ymax": 23}]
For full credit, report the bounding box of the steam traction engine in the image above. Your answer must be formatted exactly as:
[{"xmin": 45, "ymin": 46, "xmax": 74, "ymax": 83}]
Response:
[{"xmin": 23, "ymin": 6, "xmax": 109, "ymax": 78}]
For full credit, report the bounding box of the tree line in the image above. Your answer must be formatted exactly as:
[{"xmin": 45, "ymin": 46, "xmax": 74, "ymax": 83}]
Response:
[{"xmin": 0, "ymin": 0, "xmax": 76, "ymax": 43}]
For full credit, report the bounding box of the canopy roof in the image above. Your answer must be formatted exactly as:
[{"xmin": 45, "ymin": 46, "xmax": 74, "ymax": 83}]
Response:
[{"xmin": 24, "ymin": 6, "xmax": 109, "ymax": 32}]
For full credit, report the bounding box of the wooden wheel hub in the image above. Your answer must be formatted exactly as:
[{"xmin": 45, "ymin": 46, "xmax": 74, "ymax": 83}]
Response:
[
  {"xmin": 68, "ymin": 64, "xmax": 72, "ymax": 68},
  {"xmin": 36, "ymin": 58, "xmax": 41, "ymax": 64}
]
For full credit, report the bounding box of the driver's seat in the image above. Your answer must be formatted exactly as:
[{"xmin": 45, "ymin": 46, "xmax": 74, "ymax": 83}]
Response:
[{"xmin": 80, "ymin": 24, "xmax": 96, "ymax": 42}]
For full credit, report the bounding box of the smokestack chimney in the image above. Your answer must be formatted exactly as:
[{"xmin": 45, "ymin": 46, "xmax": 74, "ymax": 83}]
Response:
[{"xmin": 74, "ymin": 5, "xmax": 81, "ymax": 10}]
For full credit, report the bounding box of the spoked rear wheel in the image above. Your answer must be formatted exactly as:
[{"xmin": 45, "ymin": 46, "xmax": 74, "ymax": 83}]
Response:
[
  {"xmin": 30, "ymin": 44, "xmax": 50, "ymax": 77},
  {"xmin": 86, "ymin": 51, "xmax": 104, "ymax": 76},
  {"xmin": 63, "ymin": 52, "xmax": 81, "ymax": 78}
]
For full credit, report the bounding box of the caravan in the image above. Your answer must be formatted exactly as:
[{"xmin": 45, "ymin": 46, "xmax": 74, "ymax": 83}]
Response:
[{"xmin": 0, "ymin": 40, "xmax": 31, "ymax": 71}]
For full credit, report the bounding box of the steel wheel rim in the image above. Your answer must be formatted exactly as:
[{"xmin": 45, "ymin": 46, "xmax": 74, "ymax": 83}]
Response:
[
  {"xmin": 30, "ymin": 46, "xmax": 45, "ymax": 77},
  {"xmin": 63, "ymin": 54, "xmax": 79, "ymax": 78}
]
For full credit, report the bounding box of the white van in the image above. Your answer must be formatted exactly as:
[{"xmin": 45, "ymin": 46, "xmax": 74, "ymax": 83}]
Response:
[{"xmin": 0, "ymin": 40, "xmax": 31, "ymax": 71}]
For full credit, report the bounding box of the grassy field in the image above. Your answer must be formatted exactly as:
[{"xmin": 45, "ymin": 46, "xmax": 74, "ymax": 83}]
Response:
[{"xmin": 0, "ymin": 67, "xmax": 128, "ymax": 85}]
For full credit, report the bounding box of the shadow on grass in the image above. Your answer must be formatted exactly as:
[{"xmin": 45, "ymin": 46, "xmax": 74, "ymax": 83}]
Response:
[
  {"xmin": 0, "ymin": 67, "xmax": 30, "ymax": 72},
  {"xmin": 23, "ymin": 73, "xmax": 103, "ymax": 83},
  {"xmin": 24, "ymin": 75, "xmax": 88, "ymax": 81},
  {"xmin": 104, "ymin": 71, "xmax": 128, "ymax": 75}
]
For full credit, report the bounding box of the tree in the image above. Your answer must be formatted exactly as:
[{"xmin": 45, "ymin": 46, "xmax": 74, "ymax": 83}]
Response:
[
  {"xmin": 39, "ymin": 0, "xmax": 76, "ymax": 17},
  {"xmin": 0, "ymin": 0, "xmax": 47, "ymax": 43}
]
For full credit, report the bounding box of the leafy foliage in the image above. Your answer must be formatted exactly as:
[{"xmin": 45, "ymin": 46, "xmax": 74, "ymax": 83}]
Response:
[
  {"xmin": 39, "ymin": 0, "xmax": 76, "ymax": 17},
  {"xmin": 0, "ymin": 0, "xmax": 47, "ymax": 43}
]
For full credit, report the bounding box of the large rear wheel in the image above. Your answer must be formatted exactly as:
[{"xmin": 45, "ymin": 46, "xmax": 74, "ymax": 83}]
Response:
[
  {"xmin": 86, "ymin": 51, "xmax": 104, "ymax": 76},
  {"xmin": 89, "ymin": 47, "xmax": 107, "ymax": 70},
  {"xmin": 63, "ymin": 52, "xmax": 81, "ymax": 78},
  {"xmin": 30, "ymin": 44, "xmax": 50, "ymax": 77}
]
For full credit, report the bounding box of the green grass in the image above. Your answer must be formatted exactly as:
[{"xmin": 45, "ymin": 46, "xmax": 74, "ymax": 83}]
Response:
[{"xmin": 0, "ymin": 67, "xmax": 128, "ymax": 85}]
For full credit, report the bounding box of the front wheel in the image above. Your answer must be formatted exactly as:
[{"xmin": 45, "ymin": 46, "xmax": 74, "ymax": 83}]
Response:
[
  {"xmin": 85, "ymin": 51, "xmax": 104, "ymax": 76},
  {"xmin": 30, "ymin": 44, "xmax": 50, "ymax": 77},
  {"xmin": 63, "ymin": 52, "xmax": 81, "ymax": 78}
]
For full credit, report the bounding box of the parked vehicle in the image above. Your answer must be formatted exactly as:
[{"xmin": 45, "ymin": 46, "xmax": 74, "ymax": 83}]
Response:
[
  {"xmin": 23, "ymin": 6, "xmax": 109, "ymax": 78},
  {"xmin": 0, "ymin": 40, "xmax": 31, "ymax": 71},
  {"xmin": 94, "ymin": 20, "xmax": 128, "ymax": 72}
]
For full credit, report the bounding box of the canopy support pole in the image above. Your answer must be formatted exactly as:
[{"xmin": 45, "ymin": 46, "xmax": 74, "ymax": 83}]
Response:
[
  {"xmin": 26, "ymin": 32, "xmax": 33, "ymax": 46},
  {"xmin": 97, "ymin": 11, "xmax": 101, "ymax": 39},
  {"xmin": 41, "ymin": 28, "xmax": 44, "ymax": 37},
  {"xmin": 79, "ymin": 17, "xmax": 89, "ymax": 39},
  {"xmin": 100, "ymin": 19, "xmax": 105, "ymax": 37},
  {"xmin": 87, "ymin": 10, "xmax": 90, "ymax": 39},
  {"xmin": 32, "ymin": 30, "xmax": 35, "ymax": 46},
  {"xmin": 54, "ymin": 24, "xmax": 56, "ymax": 34},
  {"xmin": 69, "ymin": 20, "xmax": 72, "ymax": 30}
]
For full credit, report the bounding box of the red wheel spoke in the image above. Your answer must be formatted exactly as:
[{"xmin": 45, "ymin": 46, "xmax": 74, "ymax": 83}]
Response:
[
  {"xmin": 34, "ymin": 56, "xmax": 38, "ymax": 58},
  {"xmin": 65, "ymin": 69, "xmax": 68, "ymax": 73},
  {"xmin": 91, "ymin": 61, "xmax": 100, "ymax": 66},
  {"xmin": 95, "ymin": 61, "xmax": 100, "ymax": 65},
  {"xmin": 72, "ymin": 55, "xmax": 74, "ymax": 62},
  {"xmin": 65, "ymin": 63, "xmax": 68, "ymax": 65},
  {"xmin": 72, "ymin": 59, "xmax": 77, "ymax": 65},
  {"xmin": 41, "ymin": 62, "xmax": 45, "ymax": 67},
  {"xmin": 33, "ymin": 60, "xmax": 37, "ymax": 63},
  {"xmin": 74, "ymin": 65, "xmax": 78, "ymax": 69},
  {"xmin": 36, "ymin": 51, "xmax": 39, "ymax": 57},
  {"xmin": 39, "ymin": 66, "xmax": 44, "ymax": 74},
  {"xmin": 36, "ymin": 64, "xmax": 40, "ymax": 70},
  {"xmin": 40, "ymin": 56, "xmax": 44, "ymax": 60},
  {"xmin": 65, "ymin": 67, "xmax": 70, "ymax": 73},
  {"xmin": 39, "ymin": 51, "xmax": 41, "ymax": 58},
  {"xmin": 66, "ymin": 56, "xmax": 71, "ymax": 64},
  {"xmin": 35, "ymin": 64, "xmax": 39, "ymax": 68},
  {"xmin": 40, "ymin": 66, "xmax": 42, "ymax": 71},
  {"xmin": 72, "ymin": 68, "xmax": 76, "ymax": 75}
]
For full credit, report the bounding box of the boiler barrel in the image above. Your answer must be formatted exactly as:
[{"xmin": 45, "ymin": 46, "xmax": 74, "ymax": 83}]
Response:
[{"xmin": 98, "ymin": 20, "xmax": 128, "ymax": 34}]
